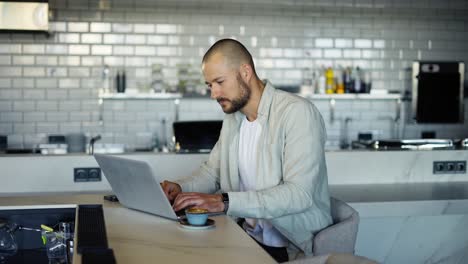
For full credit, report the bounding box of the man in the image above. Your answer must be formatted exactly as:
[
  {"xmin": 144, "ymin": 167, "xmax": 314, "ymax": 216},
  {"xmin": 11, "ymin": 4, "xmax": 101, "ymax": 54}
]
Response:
[{"xmin": 162, "ymin": 39, "xmax": 332, "ymax": 262}]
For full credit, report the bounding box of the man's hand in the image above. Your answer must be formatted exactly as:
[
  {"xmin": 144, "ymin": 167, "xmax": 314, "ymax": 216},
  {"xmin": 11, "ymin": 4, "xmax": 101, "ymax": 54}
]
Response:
[
  {"xmin": 173, "ymin": 192, "xmax": 224, "ymax": 213},
  {"xmin": 160, "ymin": 180, "xmax": 182, "ymax": 202}
]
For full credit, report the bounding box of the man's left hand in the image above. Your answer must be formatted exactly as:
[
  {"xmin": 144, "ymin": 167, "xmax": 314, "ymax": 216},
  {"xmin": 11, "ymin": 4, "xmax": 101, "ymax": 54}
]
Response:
[{"xmin": 172, "ymin": 192, "xmax": 224, "ymax": 213}]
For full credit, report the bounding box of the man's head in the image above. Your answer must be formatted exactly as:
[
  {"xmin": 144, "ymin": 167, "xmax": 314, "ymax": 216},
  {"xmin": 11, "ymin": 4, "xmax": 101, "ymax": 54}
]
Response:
[{"xmin": 202, "ymin": 39, "xmax": 258, "ymax": 114}]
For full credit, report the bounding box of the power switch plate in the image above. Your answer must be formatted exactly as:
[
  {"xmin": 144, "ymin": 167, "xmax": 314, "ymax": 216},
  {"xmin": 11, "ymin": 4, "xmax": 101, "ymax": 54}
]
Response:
[
  {"xmin": 74, "ymin": 167, "xmax": 102, "ymax": 182},
  {"xmin": 433, "ymin": 161, "xmax": 466, "ymax": 174}
]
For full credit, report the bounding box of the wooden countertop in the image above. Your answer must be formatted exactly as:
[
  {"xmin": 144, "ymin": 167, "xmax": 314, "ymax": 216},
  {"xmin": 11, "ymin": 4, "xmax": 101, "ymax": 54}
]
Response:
[{"xmin": 0, "ymin": 194, "xmax": 276, "ymax": 264}]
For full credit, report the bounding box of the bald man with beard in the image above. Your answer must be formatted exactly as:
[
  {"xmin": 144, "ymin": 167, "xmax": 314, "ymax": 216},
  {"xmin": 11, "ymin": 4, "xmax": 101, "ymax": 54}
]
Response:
[{"xmin": 162, "ymin": 39, "xmax": 332, "ymax": 262}]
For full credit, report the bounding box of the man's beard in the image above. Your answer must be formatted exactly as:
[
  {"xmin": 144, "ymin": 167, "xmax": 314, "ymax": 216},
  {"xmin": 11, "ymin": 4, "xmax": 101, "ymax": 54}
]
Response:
[{"xmin": 217, "ymin": 74, "xmax": 251, "ymax": 114}]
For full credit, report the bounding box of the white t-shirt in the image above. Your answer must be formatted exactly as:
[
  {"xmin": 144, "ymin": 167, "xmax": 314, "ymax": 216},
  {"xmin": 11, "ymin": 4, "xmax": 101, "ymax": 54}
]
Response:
[{"xmin": 238, "ymin": 117, "xmax": 288, "ymax": 247}]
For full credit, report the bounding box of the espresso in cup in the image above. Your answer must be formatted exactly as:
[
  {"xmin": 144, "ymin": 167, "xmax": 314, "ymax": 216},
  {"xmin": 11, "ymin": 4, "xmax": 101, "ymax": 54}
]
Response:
[{"xmin": 185, "ymin": 208, "xmax": 208, "ymax": 226}]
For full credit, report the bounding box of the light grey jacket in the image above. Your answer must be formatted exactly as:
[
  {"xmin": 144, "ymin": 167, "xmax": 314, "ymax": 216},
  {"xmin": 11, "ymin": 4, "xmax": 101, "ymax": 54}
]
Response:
[{"xmin": 176, "ymin": 81, "xmax": 332, "ymax": 256}]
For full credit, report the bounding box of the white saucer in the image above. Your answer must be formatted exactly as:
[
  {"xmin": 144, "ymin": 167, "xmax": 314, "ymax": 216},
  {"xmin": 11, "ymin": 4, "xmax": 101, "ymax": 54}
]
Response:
[{"xmin": 179, "ymin": 218, "xmax": 215, "ymax": 230}]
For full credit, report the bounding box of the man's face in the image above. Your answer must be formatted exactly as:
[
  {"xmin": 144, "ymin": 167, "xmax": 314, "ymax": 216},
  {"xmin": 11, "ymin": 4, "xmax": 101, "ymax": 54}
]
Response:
[{"xmin": 202, "ymin": 54, "xmax": 251, "ymax": 114}]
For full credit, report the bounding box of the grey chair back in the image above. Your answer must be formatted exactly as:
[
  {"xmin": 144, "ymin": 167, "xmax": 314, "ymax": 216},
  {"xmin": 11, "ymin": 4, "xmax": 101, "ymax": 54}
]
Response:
[{"xmin": 312, "ymin": 197, "xmax": 359, "ymax": 256}]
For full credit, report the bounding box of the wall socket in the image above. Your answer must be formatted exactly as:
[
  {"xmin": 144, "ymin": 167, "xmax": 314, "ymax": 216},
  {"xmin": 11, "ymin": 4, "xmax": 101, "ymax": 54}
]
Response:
[
  {"xmin": 433, "ymin": 161, "xmax": 466, "ymax": 174},
  {"xmin": 74, "ymin": 167, "xmax": 101, "ymax": 182}
]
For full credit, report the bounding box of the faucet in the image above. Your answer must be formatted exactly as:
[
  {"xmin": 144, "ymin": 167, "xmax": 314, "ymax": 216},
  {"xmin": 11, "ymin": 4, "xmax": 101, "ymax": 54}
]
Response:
[
  {"xmin": 89, "ymin": 135, "xmax": 102, "ymax": 155},
  {"xmin": 340, "ymin": 117, "xmax": 353, "ymax": 149}
]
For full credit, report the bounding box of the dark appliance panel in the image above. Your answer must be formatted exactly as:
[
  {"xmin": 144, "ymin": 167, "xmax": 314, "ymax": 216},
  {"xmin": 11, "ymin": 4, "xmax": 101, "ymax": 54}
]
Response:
[{"xmin": 412, "ymin": 61, "xmax": 464, "ymax": 123}]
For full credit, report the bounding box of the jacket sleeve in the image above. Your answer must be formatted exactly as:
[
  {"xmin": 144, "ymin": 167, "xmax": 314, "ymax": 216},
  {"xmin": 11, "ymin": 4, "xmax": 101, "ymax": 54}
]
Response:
[
  {"xmin": 227, "ymin": 101, "xmax": 329, "ymax": 219},
  {"xmin": 174, "ymin": 134, "xmax": 222, "ymax": 194}
]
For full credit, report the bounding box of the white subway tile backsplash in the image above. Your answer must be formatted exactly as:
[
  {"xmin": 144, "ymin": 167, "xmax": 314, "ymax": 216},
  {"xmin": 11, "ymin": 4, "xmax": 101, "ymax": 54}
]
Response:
[
  {"xmin": 0, "ymin": 67, "xmax": 21, "ymax": 77},
  {"xmin": 23, "ymin": 112, "xmax": 45, "ymax": 122},
  {"xmin": 0, "ymin": 101, "xmax": 12, "ymax": 111},
  {"xmin": 36, "ymin": 122, "xmax": 59, "ymax": 133},
  {"xmin": 13, "ymin": 56, "xmax": 34, "ymax": 65},
  {"xmin": 59, "ymin": 56, "xmax": 80, "ymax": 66},
  {"xmin": 59, "ymin": 122, "xmax": 82, "ymax": 133},
  {"xmin": 69, "ymin": 45, "xmax": 90, "ymax": 55},
  {"xmin": 59, "ymin": 100, "xmax": 81, "ymax": 111},
  {"xmin": 147, "ymin": 35, "xmax": 168, "ymax": 45},
  {"xmin": 90, "ymin": 22, "xmax": 112, "ymax": 33},
  {"xmin": 156, "ymin": 47, "xmax": 178, "ymax": 56},
  {"xmin": 22, "ymin": 67, "xmax": 46, "ymax": 77},
  {"xmin": 13, "ymin": 101, "xmax": 35, "ymax": 111},
  {"xmin": 135, "ymin": 46, "xmax": 156, "ymax": 56},
  {"xmin": 58, "ymin": 33, "xmax": 80, "ymax": 43},
  {"xmin": 125, "ymin": 35, "xmax": 146, "ymax": 44},
  {"xmin": 91, "ymin": 45, "xmax": 113, "ymax": 55},
  {"xmin": 113, "ymin": 46, "xmax": 133, "ymax": 55},
  {"xmin": 81, "ymin": 33, "xmax": 102, "ymax": 44},
  {"xmin": 324, "ymin": 49, "xmax": 342, "ymax": 58},
  {"xmin": 13, "ymin": 78, "xmax": 34, "ymax": 88},
  {"xmin": 58, "ymin": 78, "xmax": 79, "ymax": 88},
  {"xmin": 0, "ymin": 112, "xmax": 23, "ymax": 122},
  {"xmin": 46, "ymin": 112, "xmax": 68, "ymax": 122},
  {"xmin": 112, "ymin": 23, "xmax": 133, "ymax": 33},
  {"xmin": 46, "ymin": 45, "xmax": 68, "ymax": 54},
  {"xmin": 0, "ymin": 2, "xmax": 466, "ymax": 147},
  {"xmin": 156, "ymin": 24, "xmax": 178, "ymax": 34},
  {"xmin": 13, "ymin": 123, "xmax": 35, "ymax": 134},
  {"xmin": 134, "ymin": 24, "xmax": 155, "ymax": 33},
  {"xmin": 0, "ymin": 44, "xmax": 21, "ymax": 54},
  {"xmin": 68, "ymin": 22, "xmax": 89, "ymax": 32},
  {"xmin": 68, "ymin": 67, "xmax": 90, "ymax": 77},
  {"xmin": 22, "ymin": 44, "xmax": 45, "ymax": 54},
  {"xmin": 37, "ymin": 101, "xmax": 59, "ymax": 111}
]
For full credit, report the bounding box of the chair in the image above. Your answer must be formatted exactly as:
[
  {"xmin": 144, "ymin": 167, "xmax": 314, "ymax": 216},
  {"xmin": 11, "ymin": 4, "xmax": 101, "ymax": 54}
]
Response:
[
  {"xmin": 286, "ymin": 253, "xmax": 377, "ymax": 264},
  {"xmin": 312, "ymin": 197, "xmax": 359, "ymax": 256}
]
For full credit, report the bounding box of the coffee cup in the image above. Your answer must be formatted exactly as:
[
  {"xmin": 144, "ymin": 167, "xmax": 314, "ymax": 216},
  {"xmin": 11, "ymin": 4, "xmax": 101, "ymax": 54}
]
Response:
[{"xmin": 185, "ymin": 208, "xmax": 208, "ymax": 226}]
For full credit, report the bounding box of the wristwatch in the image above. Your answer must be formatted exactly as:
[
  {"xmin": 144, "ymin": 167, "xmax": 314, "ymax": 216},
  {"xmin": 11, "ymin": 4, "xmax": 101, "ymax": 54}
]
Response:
[{"xmin": 221, "ymin": 193, "xmax": 229, "ymax": 213}]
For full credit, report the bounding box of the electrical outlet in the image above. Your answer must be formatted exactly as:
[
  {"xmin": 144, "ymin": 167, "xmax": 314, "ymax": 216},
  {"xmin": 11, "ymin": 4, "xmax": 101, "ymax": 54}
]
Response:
[
  {"xmin": 433, "ymin": 161, "xmax": 466, "ymax": 174},
  {"xmin": 74, "ymin": 167, "xmax": 101, "ymax": 182}
]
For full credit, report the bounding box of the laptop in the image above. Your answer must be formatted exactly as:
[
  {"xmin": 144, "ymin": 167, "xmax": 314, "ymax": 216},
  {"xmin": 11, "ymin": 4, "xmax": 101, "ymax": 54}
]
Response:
[{"xmin": 94, "ymin": 154, "xmax": 179, "ymax": 221}]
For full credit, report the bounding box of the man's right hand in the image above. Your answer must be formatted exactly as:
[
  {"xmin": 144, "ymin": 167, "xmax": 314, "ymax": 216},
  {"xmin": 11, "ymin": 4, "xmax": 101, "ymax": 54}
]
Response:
[{"xmin": 160, "ymin": 180, "xmax": 182, "ymax": 202}]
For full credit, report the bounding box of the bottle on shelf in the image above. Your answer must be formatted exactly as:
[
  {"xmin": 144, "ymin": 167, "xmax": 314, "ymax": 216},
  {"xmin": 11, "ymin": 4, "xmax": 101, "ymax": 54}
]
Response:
[
  {"xmin": 335, "ymin": 65, "xmax": 345, "ymax": 94},
  {"xmin": 344, "ymin": 66, "xmax": 353, "ymax": 93},
  {"xmin": 317, "ymin": 66, "xmax": 326, "ymax": 94},
  {"xmin": 325, "ymin": 66, "xmax": 335, "ymax": 94}
]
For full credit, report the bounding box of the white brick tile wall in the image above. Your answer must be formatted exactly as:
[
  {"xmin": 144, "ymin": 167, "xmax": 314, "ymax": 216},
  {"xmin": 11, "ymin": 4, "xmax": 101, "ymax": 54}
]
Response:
[
  {"xmin": 13, "ymin": 79, "xmax": 34, "ymax": 88},
  {"xmin": 68, "ymin": 22, "xmax": 89, "ymax": 32},
  {"xmin": 0, "ymin": 1, "xmax": 465, "ymax": 148},
  {"xmin": 1, "ymin": 112, "xmax": 23, "ymax": 122},
  {"xmin": 22, "ymin": 44, "xmax": 45, "ymax": 54},
  {"xmin": 37, "ymin": 101, "xmax": 59, "ymax": 111},
  {"xmin": 23, "ymin": 112, "xmax": 46, "ymax": 122},
  {"xmin": 90, "ymin": 22, "xmax": 111, "ymax": 33},
  {"xmin": 46, "ymin": 112, "xmax": 68, "ymax": 122},
  {"xmin": 0, "ymin": 124, "xmax": 13, "ymax": 134},
  {"xmin": 36, "ymin": 122, "xmax": 59, "ymax": 133},
  {"xmin": 13, "ymin": 123, "xmax": 35, "ymax": 134}
]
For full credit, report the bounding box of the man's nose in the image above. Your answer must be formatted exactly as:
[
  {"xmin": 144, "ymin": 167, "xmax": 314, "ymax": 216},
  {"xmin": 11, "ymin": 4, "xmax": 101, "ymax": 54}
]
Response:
[{"xmin": 210, "ymin": 85, "xmax": 220, "ymax": 99}]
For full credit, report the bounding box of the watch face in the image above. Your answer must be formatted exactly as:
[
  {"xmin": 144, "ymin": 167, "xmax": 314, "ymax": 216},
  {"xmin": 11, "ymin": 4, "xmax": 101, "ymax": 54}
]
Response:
[{"xmin": 222, "ymin": 193, "xmax": 229, "ymax": 202}]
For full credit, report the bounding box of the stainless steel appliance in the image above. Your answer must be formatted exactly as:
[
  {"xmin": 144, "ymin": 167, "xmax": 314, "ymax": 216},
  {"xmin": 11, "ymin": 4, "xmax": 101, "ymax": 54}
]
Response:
[
  {"xmin": 352, "ymin": 139, "xmax": 456, "ymax": 150},
  {"xmin": 412, "ymin": 61, "xmax": 465, "ymax": 123}
]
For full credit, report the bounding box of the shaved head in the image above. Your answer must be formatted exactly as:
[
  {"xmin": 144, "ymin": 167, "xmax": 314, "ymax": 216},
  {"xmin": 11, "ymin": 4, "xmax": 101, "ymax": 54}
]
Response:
[{"xmin": 202, "ymin": 38, "xmax": 256, "ymax": 75}]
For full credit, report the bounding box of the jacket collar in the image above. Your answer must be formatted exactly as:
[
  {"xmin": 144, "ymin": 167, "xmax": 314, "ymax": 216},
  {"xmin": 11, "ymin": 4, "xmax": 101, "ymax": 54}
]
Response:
[{"xmin": 234, "ymin": 79, "xmax": 274, "ymax": 125}]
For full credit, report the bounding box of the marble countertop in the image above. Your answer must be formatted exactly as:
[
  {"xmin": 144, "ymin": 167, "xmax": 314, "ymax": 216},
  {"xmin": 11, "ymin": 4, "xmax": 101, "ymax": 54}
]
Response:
[
  {"xmin": 330, "ymin": 182, "xmax": 468, "ymax": 218},
  {"xmin": 330, "ymin": 182, "xmax": 468, "ymax": 203},
  {"xmin": 0, "ymin": 194, "xmax": 275, "ymax": 264}
]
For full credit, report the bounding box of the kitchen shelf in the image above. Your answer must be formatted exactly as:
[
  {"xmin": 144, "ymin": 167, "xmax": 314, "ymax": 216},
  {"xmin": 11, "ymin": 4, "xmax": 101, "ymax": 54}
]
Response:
[
  {"xmin": 99, "ymin": 92, "xmax": 401, "ymax": 101},
  {"xmin": 99, "ymin": 93, "xmax": 183, "ymax": 100},
  {"xmin": 300, "ymin": 93, "xmax": 402, "ymax": 100}
]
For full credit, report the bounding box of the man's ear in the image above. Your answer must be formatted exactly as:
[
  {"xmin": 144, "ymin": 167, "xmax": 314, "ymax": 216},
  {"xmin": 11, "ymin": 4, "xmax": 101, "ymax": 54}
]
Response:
[{"xmin": 240, "ymin": 63, "xmax": 253, "ymax": 83}]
